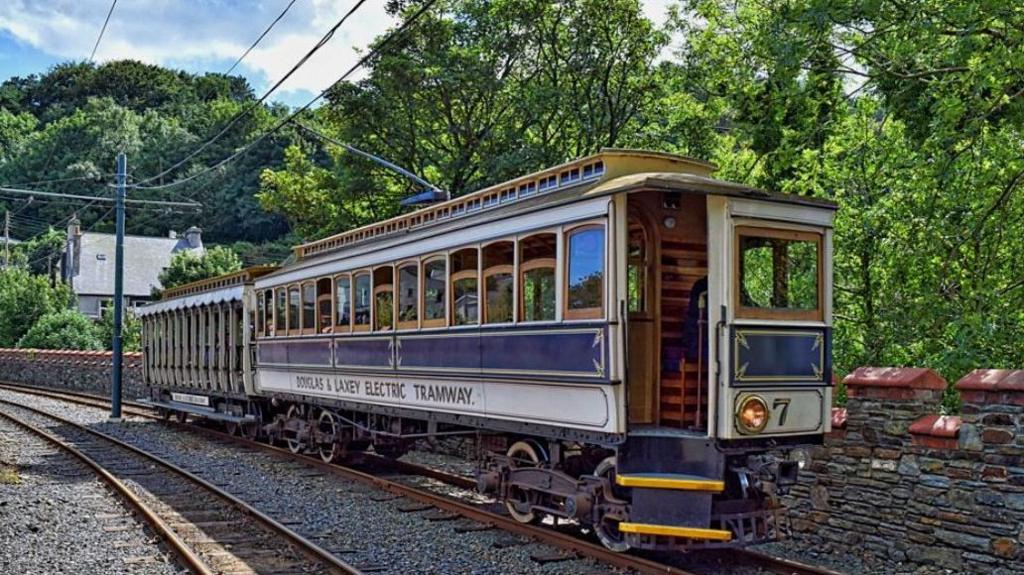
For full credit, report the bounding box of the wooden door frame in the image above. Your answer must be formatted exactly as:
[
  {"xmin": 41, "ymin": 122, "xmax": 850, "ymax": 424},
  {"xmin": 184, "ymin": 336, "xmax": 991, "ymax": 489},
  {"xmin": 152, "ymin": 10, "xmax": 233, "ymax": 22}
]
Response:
[{"xmin": 626, "ymin": 200, "xmax": 661, "ymax": 424}]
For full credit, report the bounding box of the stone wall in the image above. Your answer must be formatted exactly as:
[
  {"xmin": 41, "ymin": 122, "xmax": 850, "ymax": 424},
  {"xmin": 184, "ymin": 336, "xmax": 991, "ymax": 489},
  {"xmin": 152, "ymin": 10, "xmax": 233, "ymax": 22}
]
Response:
[
  {"xmin": 785, "ymin": 367, "xmax": 1024, "ymax": 574},
  {"xmin": 0, "ymin": 348, "xmax": 145, "ymax": 399}
]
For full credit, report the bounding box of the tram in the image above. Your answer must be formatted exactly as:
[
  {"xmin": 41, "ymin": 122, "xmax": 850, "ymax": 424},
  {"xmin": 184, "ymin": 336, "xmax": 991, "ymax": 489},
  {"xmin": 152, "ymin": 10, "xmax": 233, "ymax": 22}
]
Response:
[{"xmin": 139, "ymin": 149, "xmax": 835, "ymax": 551}]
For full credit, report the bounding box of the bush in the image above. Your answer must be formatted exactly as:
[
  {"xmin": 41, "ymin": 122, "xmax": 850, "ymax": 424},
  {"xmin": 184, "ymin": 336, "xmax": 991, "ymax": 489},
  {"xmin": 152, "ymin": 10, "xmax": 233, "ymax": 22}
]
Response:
[
  {"xmin": 0, "ymin": 268, "xmax": 74, "ymax": 347},
  {"xmin": 98, "ymin": 308, "xmax": 141, "ymax": 352},
  {"xmin": 18, "ymin": 309, "xmax": 104, "ymax": 351},
  {"xmin": 157, "ymin": 245, "xmax": 243, "ymax": 293}
]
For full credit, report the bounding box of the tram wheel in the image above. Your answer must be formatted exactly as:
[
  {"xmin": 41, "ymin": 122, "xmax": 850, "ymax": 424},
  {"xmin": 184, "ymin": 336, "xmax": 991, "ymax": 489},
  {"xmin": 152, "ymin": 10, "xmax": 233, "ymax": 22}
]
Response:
[
  {"xmin": 284, "ymin": 404, "xmax": 305, "ymax": 454},
  {"xmin": 505, "ymin": 440, "xmax": 545, "ymax": 524},
  {"xmin": 594, "ymin": 456, "xmax": 631, "ymax": 552},
  {"xmin": 317, "ymin": 410, "xmax": 340, "ymax": 463}
]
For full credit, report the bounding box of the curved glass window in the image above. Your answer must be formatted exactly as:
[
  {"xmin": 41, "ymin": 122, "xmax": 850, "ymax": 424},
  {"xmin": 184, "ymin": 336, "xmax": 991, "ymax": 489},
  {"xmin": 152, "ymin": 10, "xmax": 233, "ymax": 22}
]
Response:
[
  {"xmin": 423, "ymin": 258, "xmax": 446, "ymax": 327},
  {"xmin": 353, "ymin": 273, "xmax": 371, "ymax": 329},
  {"xmin": 566, "ymin": 226, "xmax": 605, "ymax": 319},
  {"xmin": 288, "ymin": 286, "xmax": 300, "ymax": 331},
  {"xmin": 374, "ymin": 267, "xmax": 394, "ymax": 331},
  {"xmin": 398, "ymin": 264, "xmax": 419, "ymax": 328},
  {"xmin": 627, "ymin": 223, "xmax": 647, "ymax": 313},
  {"xmin": 275, "ymin": 288, "xmax": 286, "ymax": 333},
  {"xmin": 451, "ymin": 248, "xmax": 478, "ymax": 326},
  {"xmin": 519, "ymin": 233, "xmax": 556, "ymax": 322},
  {"xmin": 483, "ymin": 242, "xmax": 514, "ymax": 324},
  {"xmin": 335, "ymin": 275, "xmax": 351, "ymax": 329},
  {"xmin": 302, "ymin": 282, "xmax": 316, "ymax": 332},
  {"xmin": 257, "ymin": 291, "xmax": 266, "ymax": 336}
]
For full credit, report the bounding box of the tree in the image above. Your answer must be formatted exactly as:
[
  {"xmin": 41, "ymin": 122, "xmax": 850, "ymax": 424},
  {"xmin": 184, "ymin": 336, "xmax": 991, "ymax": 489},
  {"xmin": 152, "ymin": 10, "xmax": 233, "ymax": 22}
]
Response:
[
  {"xmin": 98, "ymin": 308, "xmax": 141, "ymax": 352},
  {"xmin": 12, "ymin": 228, "xmax": 65, "ymax": 279},
  {"xmin": 259, "ymin": 0, "xmax": 668, "ymax": 240},
  {"xmin": 0, "ymin": 268, "xmax": 74, "ymax": 347},
  {"xmin": 158, "ymin": 245, "xmax": 243, "ymax": 292},
  {"xmin": 17, "ymin": 309, "xmax": 104, "ymax": 350}
]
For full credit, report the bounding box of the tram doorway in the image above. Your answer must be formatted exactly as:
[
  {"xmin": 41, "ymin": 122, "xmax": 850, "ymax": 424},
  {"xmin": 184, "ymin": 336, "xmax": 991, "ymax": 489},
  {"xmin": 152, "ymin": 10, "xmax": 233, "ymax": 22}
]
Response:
[{"xmin": 625, "ymin": 191, "xmax": 709, "ymax": 430}]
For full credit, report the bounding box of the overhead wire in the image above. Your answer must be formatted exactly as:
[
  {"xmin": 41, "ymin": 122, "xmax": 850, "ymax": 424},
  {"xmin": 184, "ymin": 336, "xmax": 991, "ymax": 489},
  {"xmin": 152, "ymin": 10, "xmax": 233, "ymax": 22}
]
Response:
[
  {"xmin": 89, "ymin": 0, "xmax": 119, "ymax": 62},
  {"xmin": 225, "ymin": 0, "xmax": 301, "ymax": 76},
  {"xmin": 131, "ymin": 0, "xmax": 370, "ymax": 188},
  {"xmin": 132, "ymin": 0, "xmax": 440, "ymax": 193}
]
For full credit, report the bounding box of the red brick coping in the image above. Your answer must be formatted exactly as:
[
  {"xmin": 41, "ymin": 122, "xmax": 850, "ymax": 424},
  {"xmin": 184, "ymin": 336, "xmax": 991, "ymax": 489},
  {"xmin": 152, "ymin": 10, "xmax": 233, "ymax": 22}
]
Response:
[
  {"xmin": 908, "ymin": 414, "xmax": 962, "ymax": 449},
  {"xmin": 842, "ymin": 367, "xmax": 947, "ymax": 400},
  {"xmin": 955, "ymin": 369, "xmax": 1024, "ymax": 405}
]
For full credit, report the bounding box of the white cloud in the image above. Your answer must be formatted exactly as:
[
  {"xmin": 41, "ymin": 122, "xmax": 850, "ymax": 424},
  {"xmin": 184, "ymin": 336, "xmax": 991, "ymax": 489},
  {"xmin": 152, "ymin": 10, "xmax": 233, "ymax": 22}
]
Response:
[{"xmin": 0, "ymin": 1, "xmax": 674, "ymax": 103}]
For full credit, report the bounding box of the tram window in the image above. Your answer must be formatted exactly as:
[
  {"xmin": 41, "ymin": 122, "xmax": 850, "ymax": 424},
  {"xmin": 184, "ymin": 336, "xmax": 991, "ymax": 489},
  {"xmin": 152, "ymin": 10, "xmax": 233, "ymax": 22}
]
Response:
[
  {"xmin": 736, "ymin": 227, "xmax": 822, "ymax": 320},
  {"xmin": 397, "ymin": 263, "xmax": 419, "ymax": 329},
  {"xmin": 335, "ymin": 274, "xmax": 351, "ymax": 331},
  {"xmin": 422, "ymin": 257, "xmax": 447, "ymax": 328},
  {"xmin": 373, "ymin": 267, "xmax": 394, "ymax": 331},
  {"xmin": 302, "ymin": 283, "xmax": 316, "ymax": 334},
  {"xmin": 288, "ymin": 285, "xmax": 300, "ymax": 333},
  {"xmin": 450, "ymin": 248, "xmax": 479, "ymax": 325},
  {"xmin": 353, "ymin": 272, "xmax": 371, "ymax": 330},
  {"xmin": 519, "ymin": 233, "xmax": 556, "ymax": 322},
  {"xmin": 483, "ymin": 241, "xmax": 514, "ymax": 324},
  {"xmin": 275, "ymin": 288, "xmax": 287, "ymax": 333},
  {"xmin": 263, "ymin": 290, "xmax": 273, "ymax": 336},
  {"xmin": 565, "ymin": 225, "xmax": 605, "ymax": 320},
  {"xmin": 627, "ymin": 223, "xmax": 648, "ymax": 313},
  {"xmin": 316, "ymin": 277, "xmax": 333, "ymax": 334},
  {"xmin": 256, "ymin": 291, "xmax": 265, "ymax": 336}
]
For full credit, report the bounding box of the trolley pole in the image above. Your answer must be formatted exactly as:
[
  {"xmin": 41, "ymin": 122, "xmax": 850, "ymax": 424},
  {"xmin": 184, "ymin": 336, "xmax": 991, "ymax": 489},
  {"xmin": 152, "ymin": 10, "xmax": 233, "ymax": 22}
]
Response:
[{"xmin": 110, "ymin": 152, "xmax": 126, "ymax": 421}]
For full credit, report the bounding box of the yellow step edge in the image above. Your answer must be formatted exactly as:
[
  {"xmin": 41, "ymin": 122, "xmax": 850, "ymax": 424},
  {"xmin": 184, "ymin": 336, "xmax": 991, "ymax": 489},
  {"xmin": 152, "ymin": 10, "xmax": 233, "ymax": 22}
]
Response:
[
  {"xmin": 619, "ymin": 522, "xmax": 733, "ymax": 541},
  {"xmin": 615, "ymin": 474, "xmax": 724, "ymax": 492}
]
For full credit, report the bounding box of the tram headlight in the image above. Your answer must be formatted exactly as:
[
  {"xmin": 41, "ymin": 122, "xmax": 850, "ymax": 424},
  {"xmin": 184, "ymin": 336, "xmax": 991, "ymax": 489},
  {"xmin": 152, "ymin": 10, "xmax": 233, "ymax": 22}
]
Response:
[{"xmin": 736, "ymin": 395, "xmax": 769, "ymax": 434}]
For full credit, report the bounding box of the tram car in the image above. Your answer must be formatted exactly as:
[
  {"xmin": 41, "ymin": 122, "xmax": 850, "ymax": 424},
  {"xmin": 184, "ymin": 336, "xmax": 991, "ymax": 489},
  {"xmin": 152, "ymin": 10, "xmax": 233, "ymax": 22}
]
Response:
[{"xmin": 139, "ymin": 149, "xmax": 835, "ymax": 552}]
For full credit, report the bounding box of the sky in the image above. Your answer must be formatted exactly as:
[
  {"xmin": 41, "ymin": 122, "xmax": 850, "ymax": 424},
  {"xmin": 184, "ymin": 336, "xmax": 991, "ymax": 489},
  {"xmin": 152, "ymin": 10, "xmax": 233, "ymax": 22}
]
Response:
[{"xmin": 0, "ymin": 0, "xmax": 676, "ymax": 108}]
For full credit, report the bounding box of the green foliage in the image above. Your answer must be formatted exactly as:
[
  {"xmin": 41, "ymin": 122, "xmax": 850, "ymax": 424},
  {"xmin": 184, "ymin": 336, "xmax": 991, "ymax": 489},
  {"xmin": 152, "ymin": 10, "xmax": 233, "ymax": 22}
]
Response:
[
  {"xmin": 18, "ymin": 309, "xmax": 104, "ymax": 351},
  {"xmin": 11, "ymin": 228, "xmax": 65, "ymax": 278},
  {"xmin": 260, "ymin": 0, "xmax": 669, "ymax": 240},
  {"xmin": 0, "ymin": 268, "xmax": 73, "ymax": 347},
  {"xmin": 98, "ymin": 309, "xmax": 141, "ymax": 353},
  {"xmin": 157, "ymin": 245, "xmax": 243, "ymax": 292},
  {"xmin": 0, "ymin": 60, "xmax": 289, "ymax": 244}
]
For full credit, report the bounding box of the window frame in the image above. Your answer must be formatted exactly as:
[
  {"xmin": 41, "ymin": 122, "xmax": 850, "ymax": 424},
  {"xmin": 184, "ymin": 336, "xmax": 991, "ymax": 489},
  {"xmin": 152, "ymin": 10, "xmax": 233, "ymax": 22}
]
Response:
[
  {"xmin": 300, "ymin": 281, "xmax": 317, "ymax": 335},
  {"xmin": 517, "ymin": 231, "xmax": 557, "ymax": 323},
  {"xmin": 733, "ymin": 225, "xmax": 824, "ymax": 321},
  {"xmin": 420, "ymin": 255, "xmax": 447, "ymax": 329},
  {"xmin": 315, "ymin": 277, "xmax": 334, "ymax": 335},
  {"xmin": 396, "ymin": 260, "xmax": 420, "ymax": 330},
  {"xmin": 482, "ymin": 240, "xmax": 515, "ymax": 325},
  {"xmin": 450, "ymin": 247, "xmax": 480, "ymax": 327},
  {"xmin": 352, "ymin": 270, "xmax": 372, "ymax": 332},
  {"xmin": 563, "ymin": 223, "xmax": 606, "ymax": 321},
  {"xmin": 372, "ymin": 265, "xmax": 395, "ymax": 332},
  {"xmin": 287, "ymin": 284, "xmax": 301, "ymax": 335},
  {"xmin": 334, "ymin": 273, "xmax": 352, "ymax": 334}
]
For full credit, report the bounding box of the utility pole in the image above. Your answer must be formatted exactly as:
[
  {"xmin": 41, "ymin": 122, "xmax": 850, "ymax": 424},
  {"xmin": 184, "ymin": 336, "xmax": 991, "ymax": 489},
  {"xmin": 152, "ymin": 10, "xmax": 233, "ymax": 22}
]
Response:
[
  {"xmin": 3, "ymin": 209, "xmax": 9, "ymax": 269},
  {"xmin": 111, "ymin": 152, "xmax": 126, "ymax": 421}
]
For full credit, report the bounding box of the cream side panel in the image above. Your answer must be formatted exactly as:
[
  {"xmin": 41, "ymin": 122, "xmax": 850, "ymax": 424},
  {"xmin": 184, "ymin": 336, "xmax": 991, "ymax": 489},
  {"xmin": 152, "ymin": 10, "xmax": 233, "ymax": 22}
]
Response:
[
  {"xmin": 256, "ymin": 368, "xmax": 618, "ymax": 433},
  {"xmin": 706, "ymin": 195, "xmax": 730, "ymax": 439}
]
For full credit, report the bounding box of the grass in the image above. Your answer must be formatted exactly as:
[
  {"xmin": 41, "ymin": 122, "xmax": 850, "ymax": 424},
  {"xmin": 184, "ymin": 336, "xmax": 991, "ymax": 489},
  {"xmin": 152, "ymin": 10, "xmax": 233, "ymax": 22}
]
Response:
[{"xmin": 0, "ymin": 465, "xmax": 21, "ymax": 485}]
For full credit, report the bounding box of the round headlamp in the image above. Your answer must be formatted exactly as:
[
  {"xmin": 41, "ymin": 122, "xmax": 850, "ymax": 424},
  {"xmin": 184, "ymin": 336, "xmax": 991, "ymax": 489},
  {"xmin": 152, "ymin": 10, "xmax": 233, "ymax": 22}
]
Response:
[{"xmin": 736, "ymin": 395, "xmax": 769, "ymax": 434}]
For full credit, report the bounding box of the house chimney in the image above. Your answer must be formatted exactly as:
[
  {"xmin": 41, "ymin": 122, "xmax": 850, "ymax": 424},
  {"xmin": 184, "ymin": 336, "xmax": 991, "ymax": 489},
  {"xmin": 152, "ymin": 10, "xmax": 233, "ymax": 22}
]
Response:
[
  {"xmin": 168, "ymin": 230, "xmax": 177, "ymax": 239},
  {"xmin": 184, "ymin": 226, "xmax": 203, "ymax": 249},
  {"xmin": 65, "ymin": 215, "xmax": 82, "ymax": 281}
]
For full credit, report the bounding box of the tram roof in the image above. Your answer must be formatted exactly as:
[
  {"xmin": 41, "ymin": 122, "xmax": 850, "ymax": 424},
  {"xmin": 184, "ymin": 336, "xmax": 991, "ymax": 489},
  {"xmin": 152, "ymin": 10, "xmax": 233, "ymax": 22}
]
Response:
[{"xmin": 290, "ymin": 149, "xmax": 836, "ymax": 265}]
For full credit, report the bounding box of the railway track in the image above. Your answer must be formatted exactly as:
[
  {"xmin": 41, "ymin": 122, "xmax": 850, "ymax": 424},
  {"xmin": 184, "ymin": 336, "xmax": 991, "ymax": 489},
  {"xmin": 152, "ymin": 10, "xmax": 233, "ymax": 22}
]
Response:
[
  {"xmin": 0, "ymin": 382, "xmax": 844, "ymax": 575},
  {"xmin": 0, "ymin": 395, "xmax": 360, "ymax": 575}
]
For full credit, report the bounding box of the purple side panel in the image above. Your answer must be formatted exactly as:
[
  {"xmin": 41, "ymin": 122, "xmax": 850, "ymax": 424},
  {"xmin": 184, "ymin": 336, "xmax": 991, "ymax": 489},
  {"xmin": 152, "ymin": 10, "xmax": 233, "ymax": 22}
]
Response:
[{"xmin": 336, "ymin": 337, "xmax": 392, "ymax": 368}]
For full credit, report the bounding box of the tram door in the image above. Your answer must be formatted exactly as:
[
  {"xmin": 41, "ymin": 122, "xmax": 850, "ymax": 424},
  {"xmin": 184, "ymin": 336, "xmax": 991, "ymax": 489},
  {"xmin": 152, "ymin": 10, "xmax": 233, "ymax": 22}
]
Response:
[
  {"xmin": 626, "ymin": 192, "xmax": 710, "ymax": 429},
  {"xmin": 626, "ymin": 211, "xmax": 657, "ymax": 424}
]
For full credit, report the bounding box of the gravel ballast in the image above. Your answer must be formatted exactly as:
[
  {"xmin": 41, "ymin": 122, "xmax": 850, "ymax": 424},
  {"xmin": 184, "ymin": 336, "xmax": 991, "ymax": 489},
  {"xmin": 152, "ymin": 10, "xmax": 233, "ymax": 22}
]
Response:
[
  {"xmin": 0, "ymin": 389, "xmax": 625, "ymax": 575},
  {"xmin": 0, "ymin": 416, "xmax": 181, "ymax": 575}
]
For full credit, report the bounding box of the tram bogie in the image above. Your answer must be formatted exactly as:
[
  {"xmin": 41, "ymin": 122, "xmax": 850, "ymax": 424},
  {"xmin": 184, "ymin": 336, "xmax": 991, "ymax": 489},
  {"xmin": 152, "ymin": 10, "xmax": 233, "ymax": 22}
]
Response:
[{"xmin": 140, "ymin": 149, "xmax": 835, "ymax": 553}]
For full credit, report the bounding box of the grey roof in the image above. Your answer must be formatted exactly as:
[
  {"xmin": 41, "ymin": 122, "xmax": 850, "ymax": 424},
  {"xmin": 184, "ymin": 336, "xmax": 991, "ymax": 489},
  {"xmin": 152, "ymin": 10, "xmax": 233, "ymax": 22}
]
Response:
[{"xmin": 71, "ymin": 232, "xmax": 203, "ymax": 297}]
